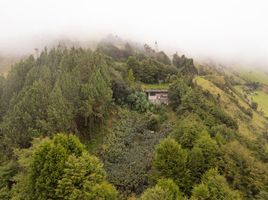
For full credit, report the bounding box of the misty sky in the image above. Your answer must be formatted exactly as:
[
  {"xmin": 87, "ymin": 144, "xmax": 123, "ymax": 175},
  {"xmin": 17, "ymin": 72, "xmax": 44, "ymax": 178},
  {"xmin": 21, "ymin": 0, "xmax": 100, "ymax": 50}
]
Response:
[{"xmin": 0, "ymin": 0, "xmax": 267, "ymax": 67}]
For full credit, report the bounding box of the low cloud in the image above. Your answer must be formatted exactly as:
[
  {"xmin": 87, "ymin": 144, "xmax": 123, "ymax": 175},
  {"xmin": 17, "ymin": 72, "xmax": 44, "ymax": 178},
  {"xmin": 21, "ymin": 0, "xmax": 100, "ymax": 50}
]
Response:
[{"xmin": 0, "ymin": 0, "xmax": 267, "ymax": 69}]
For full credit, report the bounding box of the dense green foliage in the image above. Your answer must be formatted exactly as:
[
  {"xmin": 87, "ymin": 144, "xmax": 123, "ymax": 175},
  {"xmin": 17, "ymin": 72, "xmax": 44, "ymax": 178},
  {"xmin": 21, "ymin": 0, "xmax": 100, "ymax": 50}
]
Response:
[
  {"xmin": 101, "ymin": 110, "xmax": 169, "ymax": 196},
  {"xmin": 153, "ymin": 138, "xmax": 190, "ymax": 193},
  {"xmin": 127, "ymin": 56, "xmax": 177, "ymax": 84},
  {"xmin": 172, "ymin": 54, "xmax": 198, "ymax": 77},
  {"xmin": 127, "ymin": 92, "xmax": 152, "ymax": 112},
  {"xmin": 10, "ymin": 134, "xmax": 118, "ymax": 200},
  {"xmin": 0, "ymin": 42, "xmax": 267, "ymax": 200},
  {"xmin": 191, "ymin": 169, "xmax": 241, "ymax": 200},
  {"xmin": 218, "ymin": 141, "xmax": 268, "ymax": 199},
  {"xmin": 1, "ymin": 47, "xmax": 113, "ymax": 152},
  {"xmin": 140, "ymin": 179, "xmax": 183, "ymax": 200}
]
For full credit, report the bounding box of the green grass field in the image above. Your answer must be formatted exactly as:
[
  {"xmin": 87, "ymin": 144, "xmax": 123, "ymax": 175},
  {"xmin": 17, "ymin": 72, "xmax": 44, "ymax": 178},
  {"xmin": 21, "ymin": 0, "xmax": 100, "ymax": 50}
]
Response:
[
  {"xmin": 250, "ymin": 90, "xmax": 268, "ymax": 116},
  {"xmin": 235, "ymin": 85, "xmax": 268, "ymax": 117},
  {"xmin": 236, "ymin": 69, "xmax": 268, "ymax": 85},
  {"xmin": 142, "ymin": 83, "xmax": 169, "ymax": 90}
]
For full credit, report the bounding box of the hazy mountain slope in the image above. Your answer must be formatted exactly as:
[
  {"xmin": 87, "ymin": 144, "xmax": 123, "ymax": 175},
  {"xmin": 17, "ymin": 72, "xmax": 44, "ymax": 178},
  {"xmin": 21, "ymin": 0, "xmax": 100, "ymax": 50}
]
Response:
[
  {"xmin": 225, "ymin": 67, "xmax": 268, "ymax": 117},
  {"xmin": 235, "ymin": 68, "xmax": 268, "ymax": 85}
]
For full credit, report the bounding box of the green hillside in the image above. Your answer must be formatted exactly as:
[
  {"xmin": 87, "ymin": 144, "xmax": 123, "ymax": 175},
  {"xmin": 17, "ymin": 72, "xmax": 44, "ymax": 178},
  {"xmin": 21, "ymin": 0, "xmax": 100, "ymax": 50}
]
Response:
[
  {"xmin": 235, "ymin": 68, "xmax": 268, "ymax": 85},
  {"xmin": 195, "ymin": 76, "xmax": 267, "ymax": 139},
  {"xmin": 224, "ymin": 67, "xmax": 268, "ymax": 117},
  {"xmin": 0, "ymin": 42, "xmax": 267, "ymax": 200},
  {"xmin": 251, "ymin": 90, "xmax": 268, "ymax": 116}
]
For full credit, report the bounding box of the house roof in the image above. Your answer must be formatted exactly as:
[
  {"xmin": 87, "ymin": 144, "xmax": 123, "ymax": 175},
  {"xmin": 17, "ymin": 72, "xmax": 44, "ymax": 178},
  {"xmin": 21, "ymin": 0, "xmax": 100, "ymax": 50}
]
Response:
[{"xmin": 144, "ymin": 89, "xmax": 168, "ymax": 93}]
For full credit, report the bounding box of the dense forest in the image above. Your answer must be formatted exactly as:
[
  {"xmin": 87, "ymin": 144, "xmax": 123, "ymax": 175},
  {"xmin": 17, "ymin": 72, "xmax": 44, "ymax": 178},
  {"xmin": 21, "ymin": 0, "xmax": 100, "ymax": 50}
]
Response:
[{"xmin": 0, "ymin": 41, "xmax": 267, "ymax": 200}]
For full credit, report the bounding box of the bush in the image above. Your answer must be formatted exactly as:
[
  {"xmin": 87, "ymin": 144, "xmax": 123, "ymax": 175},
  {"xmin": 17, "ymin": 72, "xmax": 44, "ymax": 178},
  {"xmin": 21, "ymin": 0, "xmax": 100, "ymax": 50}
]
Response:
[
  {"xmin": 168, "ymin": 77, "xmax": 190, "ymax": 110},
  {"xmin": 251, "ymin": 101, "xmax": 258, "ymax": 110},
  {"xmin": 111, "ymin": 78, "xmax": 131, "ymax": 104},
  {"xmin": 140, "ymin": 179, "xmax": 183, "ymax": 200},
  {"xmin": 127, "ymin": 92, "xmax": 151, "ymax": 112},
  {"xmin": 172, "ymin": 114, "xmax": 206, "ymax": 149},
  {"xmin": 191, "ymin": 168, "xmax": 242, "ymax": 200},
  {"xmin": 153, "ymin": 138, "xmax": 189, "ymax": 192},
  {"xmin": 147, "ymin": 114, "xmax": 160, "ymax": 131}
]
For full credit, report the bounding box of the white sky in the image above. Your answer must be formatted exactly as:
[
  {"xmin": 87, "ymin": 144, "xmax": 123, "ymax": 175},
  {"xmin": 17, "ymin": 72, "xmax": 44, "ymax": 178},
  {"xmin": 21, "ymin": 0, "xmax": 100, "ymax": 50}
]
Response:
[{"xmin": 0, "ymin": 0, "xmax": 267, "ymax": 67}]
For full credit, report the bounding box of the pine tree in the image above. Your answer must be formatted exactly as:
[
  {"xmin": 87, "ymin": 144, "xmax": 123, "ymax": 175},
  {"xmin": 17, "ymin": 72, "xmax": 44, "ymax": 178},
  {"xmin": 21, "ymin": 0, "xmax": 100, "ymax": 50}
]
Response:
[
  {"xmin": 47, "ymin": 84, "xmax": 74, "ymax": 133},
  {"xmin": 127, "ymin": 68, "xmax": 135, "ymax": 88}
]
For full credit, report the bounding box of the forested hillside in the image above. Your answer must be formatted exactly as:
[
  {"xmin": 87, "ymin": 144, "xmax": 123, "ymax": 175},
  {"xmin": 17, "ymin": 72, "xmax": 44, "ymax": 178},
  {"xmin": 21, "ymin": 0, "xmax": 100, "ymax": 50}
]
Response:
[{"xmin": 0, "ymin": 42, "xmax": 267, "ymax": 200}]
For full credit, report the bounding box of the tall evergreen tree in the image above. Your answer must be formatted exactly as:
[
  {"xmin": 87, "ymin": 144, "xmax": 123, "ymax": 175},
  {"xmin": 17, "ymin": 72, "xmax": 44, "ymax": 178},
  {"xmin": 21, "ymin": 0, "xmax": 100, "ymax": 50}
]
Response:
[{"xmin": 47, "ymin": 84, "xmax": 74, "ymax": 133}]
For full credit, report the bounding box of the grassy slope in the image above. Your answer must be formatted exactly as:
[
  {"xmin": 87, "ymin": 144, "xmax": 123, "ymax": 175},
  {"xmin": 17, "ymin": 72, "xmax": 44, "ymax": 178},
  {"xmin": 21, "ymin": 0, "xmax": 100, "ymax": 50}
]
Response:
[
  {"xmin": 223, "ymin": 66, "xmax": 268, "ymax": 118},
  {"xmin": 235, "ymin": 68, "xmax": 268, "ymax": 85},
  {"xmin": 195, "ymin": 76, "xmax": 267, "ymax": 140},
  {"xmin": 251, "ymin": 90, "xmax": 268, "ymax": 116},
  {"xmin": 142, "ymin": 83, "xmax": 169, "ymax": 90},
  {"xmin": 234, "ymin": 84, "xmax": 268, "ymax": 117},
  {"xmin": 222, "ymin": 68, "xmax": 247, "ymax": 85}
]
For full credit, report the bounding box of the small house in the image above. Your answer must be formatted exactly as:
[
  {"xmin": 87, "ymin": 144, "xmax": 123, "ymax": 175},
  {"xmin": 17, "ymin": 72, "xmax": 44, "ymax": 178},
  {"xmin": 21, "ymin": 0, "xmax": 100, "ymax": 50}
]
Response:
[{"xmin": 145, "ymin": 89, "xmax": 169, "ymax": 105}]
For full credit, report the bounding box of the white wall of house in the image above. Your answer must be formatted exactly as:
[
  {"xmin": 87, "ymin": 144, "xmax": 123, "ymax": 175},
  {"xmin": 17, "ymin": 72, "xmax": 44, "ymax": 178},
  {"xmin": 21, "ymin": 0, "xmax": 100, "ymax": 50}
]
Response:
[{"xmin": 147, "ymin": 92, "xmax": 168, "ymax": 104}]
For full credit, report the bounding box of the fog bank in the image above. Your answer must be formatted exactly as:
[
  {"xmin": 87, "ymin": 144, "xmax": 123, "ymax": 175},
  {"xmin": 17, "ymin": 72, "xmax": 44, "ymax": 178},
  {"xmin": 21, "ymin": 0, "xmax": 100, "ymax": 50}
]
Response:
[{"xmin": 0, "ymin": 0, "xmax": 267, "ymax": 69}]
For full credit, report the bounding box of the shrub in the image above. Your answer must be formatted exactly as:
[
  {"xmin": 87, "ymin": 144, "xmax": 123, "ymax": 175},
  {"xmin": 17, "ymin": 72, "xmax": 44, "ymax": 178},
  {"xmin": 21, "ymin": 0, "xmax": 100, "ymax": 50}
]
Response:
[{"xmin": 147, "ymin": 114, "xmax": 160, "ymax": 131}]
